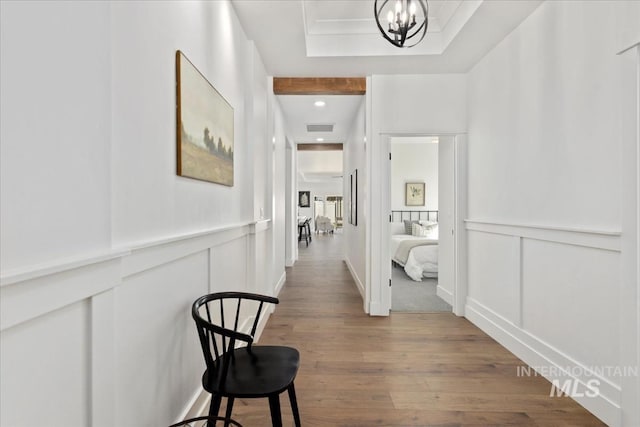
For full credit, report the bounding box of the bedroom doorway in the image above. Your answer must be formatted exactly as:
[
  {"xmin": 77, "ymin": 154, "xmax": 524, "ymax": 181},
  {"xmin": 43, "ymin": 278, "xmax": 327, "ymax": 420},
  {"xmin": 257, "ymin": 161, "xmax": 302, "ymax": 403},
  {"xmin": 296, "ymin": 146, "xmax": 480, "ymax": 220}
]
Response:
[
  {"xmin": 382, "ymin": 134, "xmax": 467, "ymax": 315},
  {"xmin": 388, "ymin": 136, "xmax": 451, "ymax": 312}
]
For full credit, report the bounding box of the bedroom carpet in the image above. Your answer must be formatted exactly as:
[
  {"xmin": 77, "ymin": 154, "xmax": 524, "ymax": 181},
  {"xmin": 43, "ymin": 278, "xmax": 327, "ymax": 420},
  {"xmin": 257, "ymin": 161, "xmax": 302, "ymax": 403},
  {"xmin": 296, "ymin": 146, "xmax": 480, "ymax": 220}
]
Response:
[{"xmin": 391, "ymin": 267, "xmax": 452, "ymax": 312}]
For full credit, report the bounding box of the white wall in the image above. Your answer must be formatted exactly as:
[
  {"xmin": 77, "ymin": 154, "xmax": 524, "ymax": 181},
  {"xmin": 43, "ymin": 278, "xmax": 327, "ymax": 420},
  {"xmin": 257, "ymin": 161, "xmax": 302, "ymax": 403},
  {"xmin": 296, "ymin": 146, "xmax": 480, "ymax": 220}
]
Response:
[
  {"xmin": 465, "ymin": 2, "xmax": 638, "ymax": 425},
  {"xmin": 111, "ymin": 1, "xmax": 253, "ymax": 245},
  {"xmin": 390, "ymin": 141, "xmax": 439, "ymax": 212},
  {"xmin": 0, "ymin": 1, "xmax": 112, "ymax": 272},
  {"xmin": 344, "ymin": 98, "xmax": 367, "ymax": 302},
  {"xmin": 0, "ymin": 2, "xmax": 286, "ymax": 426},
  {"xmin": 285, "ymin": 138, "xmax": 297, "ymax": 266},
  {"xmin": 270, "ymin": 94, "xmax": 287, "ymax": 290},
  {"xmin": 297, "ymin": 179, "xmax": 343, "ymax": 221},
  {"xmin": 368, "ymin": 74, "xmax": 467, "ymax": 315},
  {"xmin": 296, "ymin": 150, "xmax": 344, "ymax": 220}
]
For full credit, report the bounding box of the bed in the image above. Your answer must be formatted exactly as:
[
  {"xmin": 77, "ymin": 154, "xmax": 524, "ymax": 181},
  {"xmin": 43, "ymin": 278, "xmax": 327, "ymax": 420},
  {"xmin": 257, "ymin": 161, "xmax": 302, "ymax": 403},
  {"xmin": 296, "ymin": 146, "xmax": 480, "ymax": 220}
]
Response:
[{"xmin": 390, "ymin": 210, "xmax": 439, "ymax": 281}]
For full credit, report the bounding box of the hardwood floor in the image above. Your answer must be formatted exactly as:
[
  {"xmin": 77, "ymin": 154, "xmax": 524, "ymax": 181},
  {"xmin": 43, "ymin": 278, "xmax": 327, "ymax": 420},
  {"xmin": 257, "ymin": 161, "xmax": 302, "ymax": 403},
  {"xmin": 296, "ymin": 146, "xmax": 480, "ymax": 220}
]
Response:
[{"xmin": 220, "ymin": 233, "xmax": 606, "ymax": 426}]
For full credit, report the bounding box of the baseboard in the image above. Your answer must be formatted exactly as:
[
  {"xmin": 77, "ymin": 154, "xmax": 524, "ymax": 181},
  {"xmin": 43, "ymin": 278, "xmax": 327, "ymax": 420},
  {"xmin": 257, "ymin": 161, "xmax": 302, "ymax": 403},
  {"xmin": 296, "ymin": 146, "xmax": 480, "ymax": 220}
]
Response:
[
  {"xmin": 368, "ymin": 301, "xmax": 387, "ymax": 316},
  {"xmin": 465, "ymin": 298, "xmax": 621, "ymax": 427},
  {"xmin": 436, "ymin": 285, "xmax": 453, "ymax": 305},
  {"xmin": 344, "ymin": 257, "xmax": 365, "ymax": 299},
  {"xmin": 274, "ymin": 270, "xmax": 286, "ymax": 296},
  {"xmin": 285, "ymin": 257, "xmax": 295, "ymax": 267}
]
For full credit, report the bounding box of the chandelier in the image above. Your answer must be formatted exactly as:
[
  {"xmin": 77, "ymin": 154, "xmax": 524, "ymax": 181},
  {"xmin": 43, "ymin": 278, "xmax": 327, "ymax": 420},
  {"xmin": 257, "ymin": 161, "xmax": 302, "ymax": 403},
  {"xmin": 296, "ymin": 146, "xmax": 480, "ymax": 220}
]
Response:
[{"xmin": 374, "ymin": 0, "xmax": 429, "ymax": 48}]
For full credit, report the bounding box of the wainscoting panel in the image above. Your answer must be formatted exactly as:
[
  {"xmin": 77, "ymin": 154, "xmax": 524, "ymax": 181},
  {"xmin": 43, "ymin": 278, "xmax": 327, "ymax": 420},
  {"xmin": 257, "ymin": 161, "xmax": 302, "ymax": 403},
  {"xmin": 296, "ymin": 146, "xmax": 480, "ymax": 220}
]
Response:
[
  {"xmin": 467, "ymin": 231, "xmax": 520, "ymax": 324},
  {"xmin": 0, "ymin": 221, "xmax": 282, "ymax": 427},
  {"xmin": 522, "ymin": 238, "xmax": 620, "ymax": 380},
  {"xmin": 210, "ymin": 235, "xmax": 249, "ymax": 293},
  {"xmin": 465, "ymin": 220, "xmax": 623, "ymax": 426},
  {"xmin": 1, "ymin": 300, "xmax": 91, "ymax": 427},
  {"xmin": 114, "ymin": 250, "xmax": 208, "ymax": 427},
  {"xmin": 252, "ymin": 226, "xmax": 273, "ymax": 296}
]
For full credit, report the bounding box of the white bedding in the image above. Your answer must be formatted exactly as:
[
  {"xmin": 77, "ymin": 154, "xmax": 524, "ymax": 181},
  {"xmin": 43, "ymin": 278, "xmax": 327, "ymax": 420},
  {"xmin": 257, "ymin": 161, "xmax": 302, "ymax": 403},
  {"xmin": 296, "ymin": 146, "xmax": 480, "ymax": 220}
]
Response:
[
  {"xmin": 404, "ymin": 244, "xmax": 438, "ymax": 281},
  {"xmin": 390, "ymin": 230, "xmax": 438, "ymax": 282}
]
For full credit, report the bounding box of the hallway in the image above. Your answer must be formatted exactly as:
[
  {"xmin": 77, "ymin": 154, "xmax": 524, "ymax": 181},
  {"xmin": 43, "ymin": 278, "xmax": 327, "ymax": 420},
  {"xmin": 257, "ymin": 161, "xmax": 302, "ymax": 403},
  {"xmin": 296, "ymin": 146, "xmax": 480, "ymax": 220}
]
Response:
[{"xmin": 223, "ymin": 234, "xmax": 605, "ymax": 426}]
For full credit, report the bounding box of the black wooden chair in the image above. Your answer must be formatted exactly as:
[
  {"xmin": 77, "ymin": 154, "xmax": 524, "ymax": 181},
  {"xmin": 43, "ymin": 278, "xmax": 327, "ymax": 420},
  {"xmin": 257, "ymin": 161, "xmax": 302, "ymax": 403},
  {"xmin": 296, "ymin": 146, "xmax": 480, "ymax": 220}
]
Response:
[
  {"xmin": 298, "ymin": 218, "xmax": 312, "ymax": 246},
  {"xmin": 192, "ymin": 292, "xmax": 301, "ymax": 427},
  {"xmin": 169, "ymin": 416, "xmax": 242, "ymax": 427}
]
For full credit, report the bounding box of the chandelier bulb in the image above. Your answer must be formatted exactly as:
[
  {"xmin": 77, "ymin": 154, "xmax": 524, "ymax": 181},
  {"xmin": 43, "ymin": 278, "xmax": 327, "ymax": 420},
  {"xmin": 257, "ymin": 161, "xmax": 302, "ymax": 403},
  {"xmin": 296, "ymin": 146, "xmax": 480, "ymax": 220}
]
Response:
[{"xmin": 395, "ymin": 0, "xmax": 401, "ymax": 15}]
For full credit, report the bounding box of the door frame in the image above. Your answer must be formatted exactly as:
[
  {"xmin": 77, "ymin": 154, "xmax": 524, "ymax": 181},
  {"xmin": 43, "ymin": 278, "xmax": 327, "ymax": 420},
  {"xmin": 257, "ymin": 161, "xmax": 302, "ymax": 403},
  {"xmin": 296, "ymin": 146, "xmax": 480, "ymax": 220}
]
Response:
[
  {"xmin": 618, "ymin": 42, "xmax": 640, "ymax": 427},
  {"xmin": 368, "ymin": 132, "xmax": 467, "ymax": 316}
]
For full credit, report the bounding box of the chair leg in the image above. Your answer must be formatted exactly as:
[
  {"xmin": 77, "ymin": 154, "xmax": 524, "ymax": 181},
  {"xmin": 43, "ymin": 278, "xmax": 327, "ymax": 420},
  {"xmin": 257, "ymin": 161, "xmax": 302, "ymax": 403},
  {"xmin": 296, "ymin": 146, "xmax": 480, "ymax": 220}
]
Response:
[
  {"xmin": 208, "ymin": 394, "xmax": 222, "ymax": 426},
  {"xmin": 268, "ymin": 394, "xmax": 283, "ymax": 427},
  {"xmin": 288, "ymin": 383, "xmax": 301, "ymax": 427},
  {"xmin": 224, "ymin": 397, "xmax": 235, "ymax": 427}
]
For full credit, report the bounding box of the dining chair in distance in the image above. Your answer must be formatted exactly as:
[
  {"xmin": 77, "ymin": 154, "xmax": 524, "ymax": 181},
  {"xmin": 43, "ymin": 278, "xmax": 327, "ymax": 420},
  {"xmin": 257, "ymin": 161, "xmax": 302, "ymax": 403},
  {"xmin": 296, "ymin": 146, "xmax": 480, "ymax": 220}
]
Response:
[{"xmin": 192, "ymin": 292, "xmax": 301, "ymax": 427}]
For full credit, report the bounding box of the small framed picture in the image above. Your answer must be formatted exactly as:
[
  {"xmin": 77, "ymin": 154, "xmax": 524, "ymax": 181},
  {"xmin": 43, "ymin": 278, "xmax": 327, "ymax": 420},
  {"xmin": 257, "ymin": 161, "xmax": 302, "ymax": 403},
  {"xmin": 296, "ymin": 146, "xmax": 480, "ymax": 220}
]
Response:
[
  {"xmin": 405, "ymin": 182, "xmax": 425, "ymax": 206},
  {"xmin": 298, "ymin": 191, "xmax": 310, "ymax": 207}
]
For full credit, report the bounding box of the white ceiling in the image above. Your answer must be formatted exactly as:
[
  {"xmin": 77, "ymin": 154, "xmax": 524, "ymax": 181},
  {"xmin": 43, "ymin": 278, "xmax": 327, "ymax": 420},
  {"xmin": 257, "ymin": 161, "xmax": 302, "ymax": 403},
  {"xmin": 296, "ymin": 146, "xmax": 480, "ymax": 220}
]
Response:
[
  {"xmin": 232, "ymin": 0, "xmax": 542, "ymax": 182},
  {"xmin": 278, "ymin": 95, "xmax": 363, "ymax": 144},
  {"xmin": 297, "ymin": 150, "xmax": 344, "ymax": 183},
  {"xmin": 231, "ymin": 0, "xmax": 543, "ymax": 76}
]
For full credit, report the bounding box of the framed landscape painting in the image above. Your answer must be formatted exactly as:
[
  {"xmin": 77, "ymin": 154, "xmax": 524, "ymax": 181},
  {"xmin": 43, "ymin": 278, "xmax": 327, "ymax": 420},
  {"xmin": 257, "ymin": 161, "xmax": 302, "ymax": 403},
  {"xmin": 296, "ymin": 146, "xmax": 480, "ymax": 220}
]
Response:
[
  {"xmin": 405, "ymin": 182, "xmax": 425, "ymax": 206},
  {"xmin": 176, "ymin": 50, "xmax": 234, "ymax": 186}
]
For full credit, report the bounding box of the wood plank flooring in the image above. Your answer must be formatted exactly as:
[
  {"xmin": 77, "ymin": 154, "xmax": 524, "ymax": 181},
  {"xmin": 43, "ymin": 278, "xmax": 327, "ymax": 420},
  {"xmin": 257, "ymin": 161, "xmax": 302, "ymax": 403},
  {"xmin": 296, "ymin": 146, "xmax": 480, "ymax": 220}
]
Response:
[{"xmin": 219, "ymin": 233, "xmax": 606, "ymax": 426}]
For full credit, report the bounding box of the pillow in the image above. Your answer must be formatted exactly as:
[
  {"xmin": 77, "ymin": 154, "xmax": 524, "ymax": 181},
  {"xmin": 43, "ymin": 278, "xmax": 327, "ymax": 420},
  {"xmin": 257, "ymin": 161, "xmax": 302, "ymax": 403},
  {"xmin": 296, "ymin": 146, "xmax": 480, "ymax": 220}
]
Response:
[
  {"xmin": 425, "ymin": 223, "xmax": 439, "ymax": 239},
  {"xmin": 403, "ymin": 219, "xmax": 418, "ymax": 234},
  {"xmin": 419, "ymin": 220, "xmax": 438, "ymax": 227},
  {"xmin": 412, "ymin": 223, "xmax": 429, "ymax": 237}
]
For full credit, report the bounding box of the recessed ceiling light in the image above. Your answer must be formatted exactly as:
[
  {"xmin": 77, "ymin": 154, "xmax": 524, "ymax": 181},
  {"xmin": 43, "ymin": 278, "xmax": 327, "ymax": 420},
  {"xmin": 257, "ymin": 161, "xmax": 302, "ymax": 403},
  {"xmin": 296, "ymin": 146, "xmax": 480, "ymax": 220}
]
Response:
[
  {"xmin": 314, "ymin": 100, "xmax": 326, "ymax": 107},
  {"xmin": 316, "ymin": 138, "xmax": 324, "ymax": 142}
]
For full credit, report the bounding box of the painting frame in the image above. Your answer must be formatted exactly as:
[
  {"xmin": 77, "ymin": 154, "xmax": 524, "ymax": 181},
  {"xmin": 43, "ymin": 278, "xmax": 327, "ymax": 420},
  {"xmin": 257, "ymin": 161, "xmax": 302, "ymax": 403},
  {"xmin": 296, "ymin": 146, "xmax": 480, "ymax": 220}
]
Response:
[
  {"xmin": 298, "ymin": 191, "xmax": 310, "ymax": 208},
  {"xmin": 405, "ymin": 182, "xmax": 425, "ymax": 206},
  {"xmin": 176, "ymin": 50, "xmax": 234, "ymax": 186}
]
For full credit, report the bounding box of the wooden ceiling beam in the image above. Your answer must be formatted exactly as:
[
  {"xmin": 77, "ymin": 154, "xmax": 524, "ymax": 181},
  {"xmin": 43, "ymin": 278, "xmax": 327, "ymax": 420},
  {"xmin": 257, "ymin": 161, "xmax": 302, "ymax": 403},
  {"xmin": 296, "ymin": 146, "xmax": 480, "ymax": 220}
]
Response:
[
  {"xmin": 297, "ymin": 143, "xmax": 343, "ymax": 151},
  {"xmin": 274, "ymin": 78, "xmax": 366, "ymax": 95}
]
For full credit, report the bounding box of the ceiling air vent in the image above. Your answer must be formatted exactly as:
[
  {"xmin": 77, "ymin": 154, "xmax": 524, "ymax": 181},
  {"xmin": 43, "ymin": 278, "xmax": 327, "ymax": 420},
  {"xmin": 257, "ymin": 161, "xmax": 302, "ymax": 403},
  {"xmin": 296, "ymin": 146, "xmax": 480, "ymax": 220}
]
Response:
[{"xmin": 306, "ymin": 124, "xmax": 334, "ymax": 132}]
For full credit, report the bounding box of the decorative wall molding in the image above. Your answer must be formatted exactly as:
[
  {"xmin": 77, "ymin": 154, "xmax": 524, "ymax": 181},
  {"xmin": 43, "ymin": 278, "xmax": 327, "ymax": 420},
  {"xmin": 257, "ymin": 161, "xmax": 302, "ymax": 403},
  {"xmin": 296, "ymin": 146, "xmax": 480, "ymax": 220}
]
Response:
[
  {"xmin": 617, "ymin": 41, "xmax": 640, "ymax": 55},
  {"xmin": 466, "ymin": 298, "xmax": 621, "ymax": 427},
  {"xmin": 0, "ymin": 258, "xmax": 122, "ymax": 331},
  {"xmin": 123, "ymin": 221, "xmax": 270, "ymax": 279},
  {"xmin": 0, "ymin": 221, "xmax": 271, "ymax": 290},
  {"xmin": 249, "ymin": 219, "xmax": 272, "ymax": 234},
  {"xmin": 0, "ymin": 220, "xmax": 274, "ymax": 331},
  {"xmin": 465, "ymin": 219, "xmax": 621, "ymax": 252},
  {"xmin": 466, "ymin": 218, "xmax": 625, "ymax": 426},
  {"xmin": 0, "ymin": 249, "xmax": 130, "ymax": 288},
  {"xmin": 91, "ymin": 290, "xmax": 116, "ymax": 427},
  {"xmin": 1, "ymin": 219, "xmax": 283, "ymax": 426}
]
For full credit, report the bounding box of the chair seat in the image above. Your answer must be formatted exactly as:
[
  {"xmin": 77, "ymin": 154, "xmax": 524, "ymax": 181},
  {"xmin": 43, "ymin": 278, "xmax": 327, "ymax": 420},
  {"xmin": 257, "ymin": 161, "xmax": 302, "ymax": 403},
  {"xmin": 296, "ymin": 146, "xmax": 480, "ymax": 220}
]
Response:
[{"xmin": 203, "ymin": 346, "xmax": 300, "ymax": 398}]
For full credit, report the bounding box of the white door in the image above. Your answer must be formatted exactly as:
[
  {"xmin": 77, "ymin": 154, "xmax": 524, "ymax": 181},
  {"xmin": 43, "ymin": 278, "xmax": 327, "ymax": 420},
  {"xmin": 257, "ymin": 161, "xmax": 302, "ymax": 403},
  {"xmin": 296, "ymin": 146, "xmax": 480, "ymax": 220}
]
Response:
[{"xmin": 437, "ymin": 136, "xmax": 455, "ymax": 306}]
